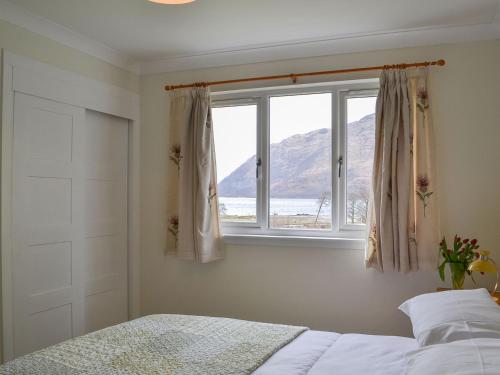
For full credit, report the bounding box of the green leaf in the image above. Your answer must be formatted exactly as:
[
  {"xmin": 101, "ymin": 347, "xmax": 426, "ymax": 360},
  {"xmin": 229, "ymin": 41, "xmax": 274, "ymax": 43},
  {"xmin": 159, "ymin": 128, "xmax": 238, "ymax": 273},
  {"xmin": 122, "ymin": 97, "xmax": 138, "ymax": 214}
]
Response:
[{"xmin": 438, "ymin": 261, "xmax": 446, "ymax": 282}]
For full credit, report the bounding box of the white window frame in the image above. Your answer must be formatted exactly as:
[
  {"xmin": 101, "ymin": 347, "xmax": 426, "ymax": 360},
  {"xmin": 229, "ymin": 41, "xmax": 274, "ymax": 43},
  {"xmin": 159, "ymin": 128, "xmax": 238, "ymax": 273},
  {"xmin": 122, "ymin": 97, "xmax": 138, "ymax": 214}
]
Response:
[
  {"xmin": 212, "ymin": 98, "xmax": 263, "ymax": 229},
  {"xmin": 338, "ymin": 88, "xmax": 379, "ymax": 232},
  {"xmin": 212, "ymin": 79, "xmax": 378, "ymax": 246}
]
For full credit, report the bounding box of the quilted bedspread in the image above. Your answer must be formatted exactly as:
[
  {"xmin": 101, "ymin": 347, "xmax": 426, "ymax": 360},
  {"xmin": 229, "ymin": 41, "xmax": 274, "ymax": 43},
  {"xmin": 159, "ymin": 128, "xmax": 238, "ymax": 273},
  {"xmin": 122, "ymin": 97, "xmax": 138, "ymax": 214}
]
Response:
[{"xmin": 0, "ymin": 314, "xmax": 307, "ymax": 375}]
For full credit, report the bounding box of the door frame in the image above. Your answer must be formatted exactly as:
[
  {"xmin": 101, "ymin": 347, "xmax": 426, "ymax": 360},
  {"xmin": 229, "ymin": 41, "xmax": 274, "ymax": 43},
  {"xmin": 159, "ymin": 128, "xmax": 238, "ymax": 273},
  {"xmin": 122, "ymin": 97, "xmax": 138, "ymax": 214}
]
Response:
[{"xmin": 1, "ymin": 50, "xmax": 141, "ymax": 362}]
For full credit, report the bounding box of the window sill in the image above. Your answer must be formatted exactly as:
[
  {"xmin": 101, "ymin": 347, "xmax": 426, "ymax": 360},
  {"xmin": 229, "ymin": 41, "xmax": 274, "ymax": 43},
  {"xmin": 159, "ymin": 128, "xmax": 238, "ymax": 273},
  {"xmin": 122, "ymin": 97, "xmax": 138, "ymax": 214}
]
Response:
[{"xmin": 222, "ymin": 234, "xmax": 365, "ymax": 250}]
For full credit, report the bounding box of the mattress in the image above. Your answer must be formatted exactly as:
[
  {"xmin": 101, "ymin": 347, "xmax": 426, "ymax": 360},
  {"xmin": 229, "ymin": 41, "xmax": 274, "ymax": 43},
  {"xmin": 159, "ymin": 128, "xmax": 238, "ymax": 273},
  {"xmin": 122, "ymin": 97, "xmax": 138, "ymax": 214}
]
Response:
[{"xmin": 254, "ymin": 330, "xmax": 417, "ymax": 375}]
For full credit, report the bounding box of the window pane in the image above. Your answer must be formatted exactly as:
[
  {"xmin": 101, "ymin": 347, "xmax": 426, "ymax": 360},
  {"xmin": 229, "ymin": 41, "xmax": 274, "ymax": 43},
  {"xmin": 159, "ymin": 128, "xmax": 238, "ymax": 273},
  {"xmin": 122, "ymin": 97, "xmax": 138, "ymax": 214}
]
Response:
[
  {"xmin": 269, "ymin": 93, "xmax": 332, "ymax": 230},
  {"xmin": 212, "ymin": 104, "xmax": 257, "ymax": 223},
  {"xmin": 345, "ymin": 96, "xmax": 376, "ymax": 224}
]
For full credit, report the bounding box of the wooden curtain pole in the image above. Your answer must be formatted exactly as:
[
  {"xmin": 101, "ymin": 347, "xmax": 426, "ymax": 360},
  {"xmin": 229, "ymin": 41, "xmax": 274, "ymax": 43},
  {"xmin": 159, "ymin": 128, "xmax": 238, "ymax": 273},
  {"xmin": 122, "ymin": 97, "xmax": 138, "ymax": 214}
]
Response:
[{"xmin": 164, "ymin": 59, "xmax": 445, "ymax": 91}]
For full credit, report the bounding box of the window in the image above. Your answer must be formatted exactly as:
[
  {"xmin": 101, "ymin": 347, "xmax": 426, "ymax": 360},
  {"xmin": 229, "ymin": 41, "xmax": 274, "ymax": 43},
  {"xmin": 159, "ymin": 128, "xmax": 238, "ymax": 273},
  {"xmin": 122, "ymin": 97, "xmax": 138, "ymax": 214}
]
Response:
[
  {"xmin": 212, "ymin": 81, "xmax": 377, "ymax": 239},
  {"xmin": 213, "ymin": 103, "xmax": 258, "ymax": 223},
  {"xmin": 343, "ymin": 95, "xmax": 377, "ymax": 226},
  {"xmin": 269, "ymin": 93, "xmax": 332, "ymax": 230}
]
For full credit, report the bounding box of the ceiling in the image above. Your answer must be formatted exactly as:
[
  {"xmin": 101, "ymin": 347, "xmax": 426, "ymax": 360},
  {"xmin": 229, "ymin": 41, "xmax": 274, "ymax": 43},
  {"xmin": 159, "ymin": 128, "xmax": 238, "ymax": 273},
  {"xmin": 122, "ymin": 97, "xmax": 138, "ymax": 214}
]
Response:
[{"xmin": 3, "ymin": 0, "xmax": 500, "ymax": 73}]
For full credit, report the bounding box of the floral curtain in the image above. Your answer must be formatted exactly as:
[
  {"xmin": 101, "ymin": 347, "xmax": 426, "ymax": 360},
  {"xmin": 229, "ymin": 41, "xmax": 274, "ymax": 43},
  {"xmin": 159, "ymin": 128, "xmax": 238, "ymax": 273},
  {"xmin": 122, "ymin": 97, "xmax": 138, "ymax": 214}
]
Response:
[
  {"xmin": 166, "ymin": 87, "xmax": 224, "ymax": 263},
  {"xmin": 365, "ymin": 68, "xmax": 439, "ymax": 272}
]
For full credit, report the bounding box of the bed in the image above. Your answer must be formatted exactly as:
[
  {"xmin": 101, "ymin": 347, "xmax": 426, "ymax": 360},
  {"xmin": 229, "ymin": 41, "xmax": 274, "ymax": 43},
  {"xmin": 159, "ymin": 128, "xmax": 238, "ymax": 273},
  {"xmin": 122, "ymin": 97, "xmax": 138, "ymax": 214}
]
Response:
[
  {"xmin": 1, "ymin": 289, "xmax": 500, "ymax": 374},
  {"xmin": 0, "ymin": 314, "xmax": 415, "ymax": 375}
]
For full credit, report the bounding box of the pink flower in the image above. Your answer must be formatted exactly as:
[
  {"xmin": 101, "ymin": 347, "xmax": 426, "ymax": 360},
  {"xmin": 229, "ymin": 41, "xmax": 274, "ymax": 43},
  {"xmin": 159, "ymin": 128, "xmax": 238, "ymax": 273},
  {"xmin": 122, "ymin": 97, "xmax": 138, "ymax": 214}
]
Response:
[
  {"xmin": 417, "ymin": 88, "xmax": 428, "ymax": 101},
  {"xmin": 417, "ymin": 175, "xmax": 430, "ymax": 193},
  {"xmin": 169, "ymin": 144, "xmax": 183, "ymax": 172},
  {"xmin": 170, "ymin": 144, "xmax": 181, "ymax": 155},
  {"xmin": 471, "ymin": 239, "xmax": 478, "ymax": 246},
  {"xmin": 169, "ymin": 215, "xmax": 179, "ymax": 227}
]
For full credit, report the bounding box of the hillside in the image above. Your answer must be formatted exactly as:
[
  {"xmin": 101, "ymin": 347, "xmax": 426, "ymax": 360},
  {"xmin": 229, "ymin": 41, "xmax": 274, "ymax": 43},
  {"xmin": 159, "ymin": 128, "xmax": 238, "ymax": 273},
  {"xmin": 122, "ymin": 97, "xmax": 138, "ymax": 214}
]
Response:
[{"xmin": 217, "ymin": 113, "xmax": 375, "ymax": 199}]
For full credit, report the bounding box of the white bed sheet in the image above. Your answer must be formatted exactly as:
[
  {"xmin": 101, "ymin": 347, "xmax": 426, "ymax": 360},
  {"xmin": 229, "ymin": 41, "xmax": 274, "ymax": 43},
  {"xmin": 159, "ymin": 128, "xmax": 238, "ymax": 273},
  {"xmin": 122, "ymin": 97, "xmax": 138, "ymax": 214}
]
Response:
[{"xmin": 254, "ymin": 330, "xmax": 417, "ymax": 375}]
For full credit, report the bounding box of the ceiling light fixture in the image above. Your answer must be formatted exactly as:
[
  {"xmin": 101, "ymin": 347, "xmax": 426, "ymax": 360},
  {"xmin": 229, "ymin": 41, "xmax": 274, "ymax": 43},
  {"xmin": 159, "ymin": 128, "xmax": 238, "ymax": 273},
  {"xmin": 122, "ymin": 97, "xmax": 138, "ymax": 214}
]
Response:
[{"xmin": 148, "ymin": 0, "xmax": 196, "ymax": 4}]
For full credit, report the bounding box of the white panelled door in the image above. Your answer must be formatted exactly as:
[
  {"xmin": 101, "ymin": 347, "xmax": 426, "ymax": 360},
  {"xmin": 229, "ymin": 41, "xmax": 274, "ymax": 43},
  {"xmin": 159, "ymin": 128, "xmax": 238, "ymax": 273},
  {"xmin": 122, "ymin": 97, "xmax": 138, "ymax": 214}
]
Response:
[
  {"xmin": 12, "ymin": 94, "xmax": 129, "ymax": 358},
  {"xmin": 13, "ymin": 93, "xmax": 86, "ymax": 357},
  {"xmin": 83, "ymin": 110, "xmax": 128, "ymax": 333}
]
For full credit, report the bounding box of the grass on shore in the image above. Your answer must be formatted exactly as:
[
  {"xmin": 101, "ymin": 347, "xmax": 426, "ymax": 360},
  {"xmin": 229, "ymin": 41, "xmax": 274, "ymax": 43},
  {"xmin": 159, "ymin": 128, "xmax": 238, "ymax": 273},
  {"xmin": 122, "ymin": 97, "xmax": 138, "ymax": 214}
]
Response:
[{"xmin": 220, "ymin": 214, "xmax": 331, "ymax": 229}]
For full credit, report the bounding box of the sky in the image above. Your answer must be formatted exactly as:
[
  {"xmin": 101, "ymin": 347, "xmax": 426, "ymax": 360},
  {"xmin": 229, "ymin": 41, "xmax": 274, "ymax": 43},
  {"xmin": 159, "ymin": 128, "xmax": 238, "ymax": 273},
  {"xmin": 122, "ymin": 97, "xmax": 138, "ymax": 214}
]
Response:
[
  {"xmin": 212, "ymin": 94, "xmax": 376, "ymax": 182},
  {"xmin": 213, "ymin": 105, "xmax": 257, "ymax": 183}
]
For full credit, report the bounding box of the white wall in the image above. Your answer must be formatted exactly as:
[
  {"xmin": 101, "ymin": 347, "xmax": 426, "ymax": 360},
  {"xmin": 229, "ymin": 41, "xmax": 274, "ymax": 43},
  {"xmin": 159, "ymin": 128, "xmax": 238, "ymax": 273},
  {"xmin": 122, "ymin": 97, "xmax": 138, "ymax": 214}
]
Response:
[
  {"xmin": 141, "ymin": 40, "xmax": 500, "ymax": 336},
  {"xmin": 0, "ymin": 19, "xmax": 139, "ymax": 93}
]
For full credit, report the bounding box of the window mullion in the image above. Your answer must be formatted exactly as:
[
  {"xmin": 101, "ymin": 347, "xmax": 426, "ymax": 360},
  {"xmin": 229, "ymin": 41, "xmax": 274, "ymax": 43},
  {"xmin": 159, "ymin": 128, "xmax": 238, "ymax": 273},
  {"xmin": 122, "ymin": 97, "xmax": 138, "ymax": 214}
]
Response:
[
  {"xmin": 337, "ymin": 90, "xmax": 348, "ymax": 229},
  {"xmin": 331, "ymin": 88, "xmax": 340, "ymax": 234},
  {"xmin": 258, "ymin": 95, "xmax": 270, "ymax": 229}
]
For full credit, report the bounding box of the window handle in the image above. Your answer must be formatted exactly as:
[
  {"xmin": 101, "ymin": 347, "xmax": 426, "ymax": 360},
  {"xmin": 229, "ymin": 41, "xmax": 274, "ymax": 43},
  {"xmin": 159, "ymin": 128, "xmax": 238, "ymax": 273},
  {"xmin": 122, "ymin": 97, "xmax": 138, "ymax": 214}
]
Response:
[
  {"xmin": 256, "ymin": 157, "xmax": 262, "ymax": 179},
  {"xmin": 338, "ymin": 156, "xmax": 343, "ymax": 178}
]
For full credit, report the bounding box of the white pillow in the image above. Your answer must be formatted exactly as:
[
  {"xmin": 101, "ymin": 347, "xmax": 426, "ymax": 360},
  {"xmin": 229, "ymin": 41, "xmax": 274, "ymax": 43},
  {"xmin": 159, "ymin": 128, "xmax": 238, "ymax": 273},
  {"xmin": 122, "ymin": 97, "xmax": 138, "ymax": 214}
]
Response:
[
  {"xmin": 405, "ymin": 338, "xmax": 500, "ymax": 375},
  {"xmin": 399, "ymin": 288, "xmax": 500, "ymax": 346}
]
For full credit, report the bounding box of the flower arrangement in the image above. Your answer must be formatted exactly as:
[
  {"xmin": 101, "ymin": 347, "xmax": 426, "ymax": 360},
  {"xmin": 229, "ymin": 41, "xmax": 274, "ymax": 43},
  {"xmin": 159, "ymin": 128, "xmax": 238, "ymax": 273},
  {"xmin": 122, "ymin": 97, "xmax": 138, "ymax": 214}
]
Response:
[{"xmin": 438, "ymin": 235, "xmax": 480, "ymax": 289}]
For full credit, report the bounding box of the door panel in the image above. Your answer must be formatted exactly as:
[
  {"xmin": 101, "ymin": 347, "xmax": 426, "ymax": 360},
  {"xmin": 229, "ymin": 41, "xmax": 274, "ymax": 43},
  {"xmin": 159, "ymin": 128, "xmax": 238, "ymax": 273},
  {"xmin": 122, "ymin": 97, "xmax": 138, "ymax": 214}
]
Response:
[
  {"xmin": 26, "ymin": 242, "xmax": 72, "ymax": 295},
  {"xmin": 83, "ymin": 110, "xmax": 128, "ymax": 334},
  {"xmin": 27, "ymin": 304, "xmax": 73, "ymax": 353},
  {"xmin": 13, "ymin": 93, "xmax": 85, "ymax": 357},
  {"xmin": 12, "ymin": 95, "xmax": 129, "ymax": 357}
]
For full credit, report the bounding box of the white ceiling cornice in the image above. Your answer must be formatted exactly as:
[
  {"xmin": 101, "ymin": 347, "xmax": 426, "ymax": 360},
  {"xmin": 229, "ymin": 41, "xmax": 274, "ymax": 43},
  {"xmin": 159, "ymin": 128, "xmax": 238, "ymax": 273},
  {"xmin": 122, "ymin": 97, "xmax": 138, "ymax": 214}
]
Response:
[
  {"xmin": 0, "ymin": 0, "xmax": 140, "ymax": 74},
  {"xmin": 1, "ymin": 0, "xmax": 500, "ymax": 76},
  {"xmin": 139, "ymin": 22, "xmax": 500, "ymax": 75}
]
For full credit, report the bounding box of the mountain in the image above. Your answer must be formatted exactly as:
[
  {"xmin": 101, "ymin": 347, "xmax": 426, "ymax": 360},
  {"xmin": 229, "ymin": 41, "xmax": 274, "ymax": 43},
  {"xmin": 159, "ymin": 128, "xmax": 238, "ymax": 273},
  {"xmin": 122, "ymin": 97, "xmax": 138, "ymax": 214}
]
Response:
[{"xmin": 217, "ymin": 113, "xmax": 375, "ymax": 199}]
